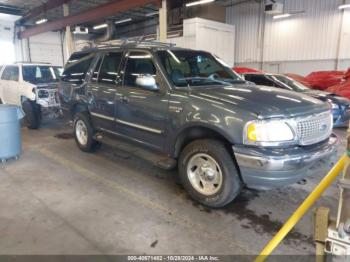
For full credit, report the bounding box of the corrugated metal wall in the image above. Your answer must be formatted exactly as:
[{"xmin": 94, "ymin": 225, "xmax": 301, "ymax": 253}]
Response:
[
  {"xmin": 226, "ymin": 1, "xmax": 261, "ymax": 63},
  {"xmin": 226, "ymin": 0, "xmax": 350, "ymax": 74},
  {"xmin": 28, "ymin": 32, "xmax": 64, "ymax": 66}
]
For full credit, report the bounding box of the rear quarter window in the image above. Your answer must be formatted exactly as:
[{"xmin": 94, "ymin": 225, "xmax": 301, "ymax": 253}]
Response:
[
  {"xmin": 98, "ymin": 52, "xmax": 123, "ymax": 85},
  {"xmin": 62, "ymin": 52, "xmax": 95, "ymax": 84}
]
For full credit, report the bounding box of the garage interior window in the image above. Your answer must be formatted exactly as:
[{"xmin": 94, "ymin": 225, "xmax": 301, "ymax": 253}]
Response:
[{"xmin": 1, "ymin": 66, "xmax": 19, "ymax": 81}]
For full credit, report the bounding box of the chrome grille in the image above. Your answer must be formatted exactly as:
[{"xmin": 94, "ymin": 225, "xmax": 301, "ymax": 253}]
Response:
[
  {"xmin": 296, "ymin": 112, "xmax": 333, "ymax": 146},
  {"xmin": 48, "ymin": 90, "xmax": 60, "ymax": 106}
]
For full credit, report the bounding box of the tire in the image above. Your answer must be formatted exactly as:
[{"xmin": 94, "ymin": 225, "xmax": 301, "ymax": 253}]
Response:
[
  {"xmin": 22, "ymin": 100, "xmax": 41, "ymax": 129},
  {"xmin": 73, "ymin": 112, "xmax": 100, "ymax": 152},
  {"xmin": 178, "ymin": 139, "xmax": 242, "ymax": 208}
]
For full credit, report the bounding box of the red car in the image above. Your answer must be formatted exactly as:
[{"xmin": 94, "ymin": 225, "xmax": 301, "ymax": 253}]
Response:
[
  {"xmin": 326, "ymin": 69, "xmax": 350, "ymax": 99},
  {"xmin": 233, "ymin": 67, "xmax": 262, "ymax": 74},
  {"xmin": 305, "ymin": 71, "xmax": 345, "ymax": 90}
]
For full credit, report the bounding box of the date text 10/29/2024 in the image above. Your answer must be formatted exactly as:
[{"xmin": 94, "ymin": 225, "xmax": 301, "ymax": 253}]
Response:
[{"xmin": 127, "ymin": 256, "xmax": 220, "ymax": 261}]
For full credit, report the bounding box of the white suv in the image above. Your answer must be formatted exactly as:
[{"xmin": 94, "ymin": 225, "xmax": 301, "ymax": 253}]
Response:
[{"xmin": 0, "ymin": 63, "xmax": 62, "ymax": 129}]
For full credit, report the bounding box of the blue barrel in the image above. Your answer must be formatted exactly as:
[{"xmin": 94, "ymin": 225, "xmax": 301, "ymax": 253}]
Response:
[{"xmin": 0, "ymin": 105, "xmax": 25, "ymax": 161}]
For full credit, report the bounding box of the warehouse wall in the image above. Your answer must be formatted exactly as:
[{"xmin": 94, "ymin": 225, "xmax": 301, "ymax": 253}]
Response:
[
  {"xmin": 13, "ymin": 31, "xmax": 65, "ymax": 66},
  {"xmin": 168, "ymin": 18, "xmax": 235, "ymax": 66},
  {"xmin": 0, "ymin": 19, "xmax": 14, "ymax": 41},
  {"xmin": 0, "ymin": 19, "xmax": 16, "ymax": 64},
  {"xmin": 226, "ymin": 0, "xmax": 350, "ymax": 75},
  {"xmin": 27, "ymin": 32, "xmax": 65, "ymax": 66},
  {"xmin": 1, "ymin": 15, "xmax": 65, "ymax": 66}
]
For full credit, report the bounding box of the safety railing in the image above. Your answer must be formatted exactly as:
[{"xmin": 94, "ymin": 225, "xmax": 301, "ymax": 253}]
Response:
[{"xmin": 254, "ymin": 154, "xmax": 347, "ymax": 262}]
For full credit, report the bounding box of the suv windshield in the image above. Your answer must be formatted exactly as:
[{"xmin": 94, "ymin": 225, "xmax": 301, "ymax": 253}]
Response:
[
  {"xmin": 157, "ymin": 50, "xmax": 243, "ymax": 87},
  {"xmin": 23, "ymin": 65, "xmax": 62, "ymax": 84},
  {"xmin": 270, "ymin": 75, "xmax": 310, "ymax": 92}
]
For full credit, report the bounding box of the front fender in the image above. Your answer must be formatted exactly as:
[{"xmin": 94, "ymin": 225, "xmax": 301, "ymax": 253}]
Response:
[
  {"xmin": 166, "ymin": 109, "xmax": 248, "ymax": 157},
  {"xmin": 164, "ymin": 90, "xmax": 252, "ymax": 156},
  {"xmin": 179, "ymin": 102, "xmax": 248, "ymax": 144},
  {"xmin": 21, "ymin": 82, "xmax": 36, "ymax": 102}
]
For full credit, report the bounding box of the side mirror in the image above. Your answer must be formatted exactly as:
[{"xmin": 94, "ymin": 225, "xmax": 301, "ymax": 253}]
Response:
[{"xmin": 136, "ymin": 75, "xmax": 159, "ymax": 91}]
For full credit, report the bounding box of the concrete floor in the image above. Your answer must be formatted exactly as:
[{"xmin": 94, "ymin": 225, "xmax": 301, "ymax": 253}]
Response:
[{"xmin": 0, "ymin": 119, "xmax": 347, "ymax": 256}]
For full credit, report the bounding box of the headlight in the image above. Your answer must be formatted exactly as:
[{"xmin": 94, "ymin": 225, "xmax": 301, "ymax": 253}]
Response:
[
  {"xmin": 244, "ymin": 120, "xmax": 295, "ymax": 146},
  {"xmin": 37, "ymin": 89, "xmax": 49, "ymax": 98}
]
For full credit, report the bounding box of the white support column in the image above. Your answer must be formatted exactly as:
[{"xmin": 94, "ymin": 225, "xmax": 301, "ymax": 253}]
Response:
[
  {"xmin": 336, "ymin": 0, "xmax": 350, "ymax": 70},
  {"xmin": 63, "ymin": 3, "xmax": 74, "ymax": 58},
  {"xmin": 158, "ymin": 0, "xmax": 167, "ymax": 42},
  {"xmin": 13, "ymin": 26, "xmax": 28, "ymax": 62}
]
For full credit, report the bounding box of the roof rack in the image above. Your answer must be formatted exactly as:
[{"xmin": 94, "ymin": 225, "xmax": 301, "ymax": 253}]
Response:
[
  {"xmin": 14, "ymin": 61, "xmax": 51, "ymax": 65},
  {"xmin": 94, "ymin": 37, "xmax": 176, "ymax": 49}
]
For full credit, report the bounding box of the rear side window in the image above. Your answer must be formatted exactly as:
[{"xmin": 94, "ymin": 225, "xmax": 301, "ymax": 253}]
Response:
[
  {"xmin": 244, "ymin": 74, "xmax": 275, "ymax": 87},
  {"xmin": 62, "ymin": 52, "xmax": 95, "ymax": 84},
  {"xmin": 98, "ymin": 52, "xmax": 123, "ymax": 85},
  {"xmin": 1, "ymin": 66, "xmax": 19, "ymax": 81}
]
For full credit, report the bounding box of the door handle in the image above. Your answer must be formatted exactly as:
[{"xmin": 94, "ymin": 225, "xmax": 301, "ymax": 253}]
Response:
[{"xmin": 119, "ymin": 96, "xmax": 129, "ymax": 103}]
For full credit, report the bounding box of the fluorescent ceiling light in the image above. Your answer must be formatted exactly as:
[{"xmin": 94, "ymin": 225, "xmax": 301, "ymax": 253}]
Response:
[
  {"xmin": 0, "ymin": 13, "xmax": 21, "ymax": 22},
  {"xmin": 115, "ymin": 18, "xmax": 132, "ymax": 24},
  {"xmin": 339, "ymin": 4, "xmax": 350, "ymax": 9},
  {"xmin": 93, "ymin": 23, "xmax": 107, "ymax": 30},
  {"xmin": 145, "ymin": 11, "xmax": 159, "ymax": 16},
  {"xmin": 36, "ymin": 18, "xmax": 47, "ymax": 25},
  {"xmin": 273, "ymin": 13, "xmax": 291, "ymax": 19},
  {"xmin": 186, "ymin": 0, "xmax": 215, "ymax": 7}
]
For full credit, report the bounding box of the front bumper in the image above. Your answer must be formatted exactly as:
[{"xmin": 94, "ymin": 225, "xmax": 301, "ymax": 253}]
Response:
[
  {"xmin": 36, "ymin": 89, "xmax": 60, "ymax": 108},
  {"xmin": 233, "ymin": 134, "xmax": 339, "ymax": 190}
]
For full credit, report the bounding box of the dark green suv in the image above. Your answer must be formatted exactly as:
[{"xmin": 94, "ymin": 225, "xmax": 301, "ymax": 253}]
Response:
[{"xmin": 59, "ymin": 41, "xmax": 338, "ymax": 208}]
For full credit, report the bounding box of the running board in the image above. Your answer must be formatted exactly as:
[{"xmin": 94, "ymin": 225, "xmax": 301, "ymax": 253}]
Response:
[{"xmin": 93, "ymin": 133, "xmax": 177, "ymax": 170}]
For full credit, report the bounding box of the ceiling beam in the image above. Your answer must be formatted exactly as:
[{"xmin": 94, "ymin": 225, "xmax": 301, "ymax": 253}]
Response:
[
  {"xmin": 0, "ymin": 4, "xmax": 23, "ymax": 16},
  {"xmin": 19, "ymin": 0, "xmax": 72, "ymax": 24},
  {"xmin": 18, "ymin": 0, "xmax": 161, "ymax": 39}
]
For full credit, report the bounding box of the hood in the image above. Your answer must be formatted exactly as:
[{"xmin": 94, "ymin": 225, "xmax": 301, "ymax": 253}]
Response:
[
  {"xmin": 304, "ymin": 89, "xmax": 350, "ymax": 106},
  {"xmin": 190, "ymin": 84, "xmax": 330, "ymax": 119},
  {"xmin": 35, "ymin": 82, "xmax": 58, "ymax": 89}
]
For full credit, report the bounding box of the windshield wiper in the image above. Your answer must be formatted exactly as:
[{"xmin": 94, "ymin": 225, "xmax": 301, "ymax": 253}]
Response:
[
  {"xmin": 220, "ymin": 78, "xmax": 247, "ymax": 84},
  {"xmin": 179, "ymin": 76, "xmax": 230, "ymax": 86}
]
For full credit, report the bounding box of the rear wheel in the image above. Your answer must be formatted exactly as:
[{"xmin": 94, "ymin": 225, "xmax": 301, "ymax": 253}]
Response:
[
  {"xmin": 178, "ymin": 139, "xmax": 242, "ymax": 208},
  {"xmin": 22, "ymin": 100, "xmax": 41, "ymax": 129},
  {"xmin": 73, "ymin": 112, "xmax": 100, "ymax": 152}
]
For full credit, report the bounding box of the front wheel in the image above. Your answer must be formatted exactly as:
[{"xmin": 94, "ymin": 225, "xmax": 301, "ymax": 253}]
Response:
[
  {"xmin": 73, "ymin": 112, "xmax": 100, "ymax": 152},
  {"xmin": 178, "ymin": 139, "xmax": 242, "ymax": 208},
  {"xmin": 22, "ymin": 100, "xmax": 41, "ymax": 129}
]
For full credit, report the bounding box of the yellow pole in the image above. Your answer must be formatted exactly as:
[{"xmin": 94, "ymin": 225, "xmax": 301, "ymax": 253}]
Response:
[{"xmin": 255, "ymin": 154, "xmax": 347, "ymax": 262}]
